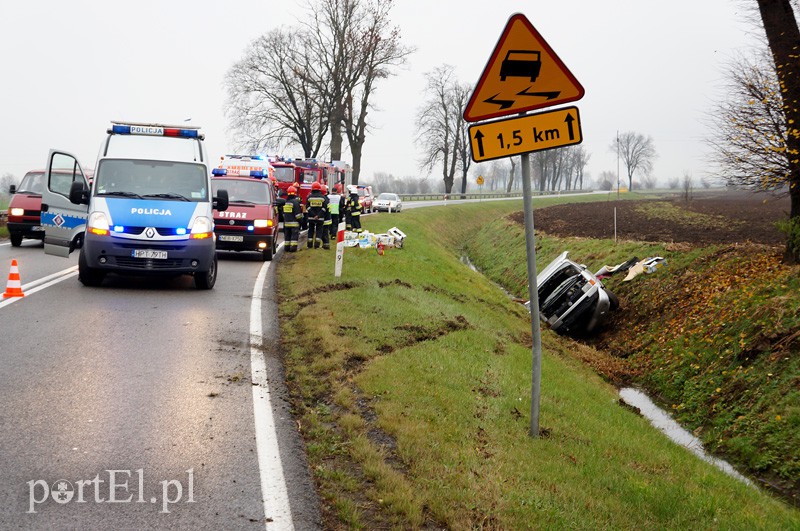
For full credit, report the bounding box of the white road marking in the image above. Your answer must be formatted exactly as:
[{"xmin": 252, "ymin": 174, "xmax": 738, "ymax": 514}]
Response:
[
  {"xmin": 249, "ymin": 241, "xmax": 294, "ymax": 530},
  {"xmin": 0, "ymin": 265, "xmax": 78, "ymax": 309}
]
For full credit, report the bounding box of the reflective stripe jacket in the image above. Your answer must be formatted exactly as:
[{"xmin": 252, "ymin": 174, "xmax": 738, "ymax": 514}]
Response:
[
  {"xmin": 305, "ymin": 190, "xmax": 329, "ymax": 220},
  {"xmin": 282, "ymin": 196, "xmax": 303, "ymax": 226}
]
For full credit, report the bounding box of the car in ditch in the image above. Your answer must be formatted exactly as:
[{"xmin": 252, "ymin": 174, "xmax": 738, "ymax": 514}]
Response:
[{"xmin": 531, "ymin": 251, "xmax": 618, "ymax": 335}]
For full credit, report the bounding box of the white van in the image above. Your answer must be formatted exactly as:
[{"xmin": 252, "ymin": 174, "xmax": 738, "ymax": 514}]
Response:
[{"xmin": 41, "ymin": 122, "xmax": 229, "ymax": 289}]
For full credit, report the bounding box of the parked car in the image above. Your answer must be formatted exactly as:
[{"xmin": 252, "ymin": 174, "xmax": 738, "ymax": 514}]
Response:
[
  {"xmin": 7, "ymin": 168, "xmax": 93, "ymax": 247},
  {"xmin": 373, "ymin": 193, "xmax": 402, "ymax": 212},
  {"xmin": 531, "ymin": 251, "xmax": 618, "ymax": 335},
  {"xmin": 356, "ymin": 185, "xmax": 374, "ymax": 213},
  {"xmin": 212, "ymin": 176, "xmax": 279, "ymax": 261}
]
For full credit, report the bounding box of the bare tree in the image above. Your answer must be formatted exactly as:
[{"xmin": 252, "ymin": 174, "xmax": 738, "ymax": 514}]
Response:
[
  {"xmin": 339, "ymin": 0, "xmax": 414, "ymax": 183},
  {"xmin": 1, "ymin": 172, "xmax": 18, "ymax": 193},
  {"xmin": 611, "ymin": 131, "xmax": 657, "ymax": 191},
  {"xmin": 706, "ymin": 50, "xmax": 788, "ymax": 192},
  {"xmin": 754, "ymin": 0, "xmax": 800, "ymax": 262},
  {"xmin": 453, "ymin": 82, "xmax": 473, "ymax": 197},
  {"xmin": 681, "ymin": 170, "xmax": 694, "ymax": 202},
  {"xmin": 302, "ymin": 0, "xmax": 363, "ymax": 161},
  {"xmin": 415, "ymin": 65, "xmax": 461, "ymax": 194},
  {"xmin": 225, "ymin": 29, "xmax": 329, "ymax": 157},
  {"xmin": 597, "ymin": 170, "xmax": 615, "ymax": 191},
  {"xmin": 507, "ymin": 157, "xmax": 516, "ymax": 193}
]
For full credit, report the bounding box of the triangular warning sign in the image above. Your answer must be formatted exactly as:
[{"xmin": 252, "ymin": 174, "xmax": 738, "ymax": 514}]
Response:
[{"xmin": 463, "ymin": 13, "xmax": 584, "ymax": 122}]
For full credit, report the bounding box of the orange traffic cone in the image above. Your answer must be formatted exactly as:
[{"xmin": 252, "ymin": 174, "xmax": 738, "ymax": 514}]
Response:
[{"xmin": 3, "ymin": 259, "xmax": 25, "ymax": 298}]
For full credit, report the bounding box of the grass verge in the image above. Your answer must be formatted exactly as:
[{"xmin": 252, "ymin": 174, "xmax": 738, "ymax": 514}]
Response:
[{"xmin": 277, "ymin": 198, "xmax": 800, "ymax": 529}]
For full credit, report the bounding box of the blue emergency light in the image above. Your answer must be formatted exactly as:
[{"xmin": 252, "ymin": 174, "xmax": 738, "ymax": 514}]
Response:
[{"xmin": 212, "ymin": 168, "xmax": 227, "ymax": 176}]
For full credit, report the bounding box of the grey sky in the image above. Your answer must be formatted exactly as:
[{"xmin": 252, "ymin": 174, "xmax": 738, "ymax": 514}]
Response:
[{"xmin": 1, "ymin": 1, "xmax": 761, "ymax": 187}]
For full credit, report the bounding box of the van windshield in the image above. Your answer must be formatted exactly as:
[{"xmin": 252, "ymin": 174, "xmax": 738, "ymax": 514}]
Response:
[
  {"xmin": 17, "ymin": 172, "xmax": 45, "ymax": 194},
  {"xmin": 94, "ymin": 159, "xmax": 208, "ymax": 201}
]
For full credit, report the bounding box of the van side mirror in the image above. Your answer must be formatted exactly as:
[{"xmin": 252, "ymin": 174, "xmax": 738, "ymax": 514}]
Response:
[
  {"xmin": 9, "ymin": 184, "xmax": 16, "ymax": 194},
  {"xmin": 69, "ymin": 180, "xmax": 89, "ymax": 205},
  {"xmin": 214, "ymin": 189, "xmax": 229, "ymax": 212}
]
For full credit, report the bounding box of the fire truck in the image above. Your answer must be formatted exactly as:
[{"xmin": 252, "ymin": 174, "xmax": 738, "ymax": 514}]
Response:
[{"xmin": 211, "ymin": 154, "xmax": 274, "ymax": 180}]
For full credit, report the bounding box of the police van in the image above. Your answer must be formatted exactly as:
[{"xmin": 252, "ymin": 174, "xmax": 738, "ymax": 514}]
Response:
[{"xmin": 41, "ymin": 121, "xmax": 229, "ymax": 289}]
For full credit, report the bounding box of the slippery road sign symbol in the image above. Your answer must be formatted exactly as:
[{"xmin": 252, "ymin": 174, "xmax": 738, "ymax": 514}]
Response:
[{"xmin": 463, "ymin": 13, "xmax": 585, "ymax": 122}]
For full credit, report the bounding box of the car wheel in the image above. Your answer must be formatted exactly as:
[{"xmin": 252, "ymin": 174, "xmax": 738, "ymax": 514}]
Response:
[
  {"xmin": 78, "ymin": 249, "xmax": 106, "ymax": 287},
  {"xmin": 9, "ymin": 233, "xmax": 22, "ymax": 247},
  {"xmin": 194, "ymin": 255, "xmax": 217, "ymax": 289},
  {"xmin": 607, "ymin": 289, "xmax": 620, "ymax": 311}
]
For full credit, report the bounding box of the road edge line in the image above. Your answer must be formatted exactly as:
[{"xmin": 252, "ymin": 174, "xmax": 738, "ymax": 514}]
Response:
[{"xmin": 250, "ymin": 241, "xmax": 294, "ymax": 530}]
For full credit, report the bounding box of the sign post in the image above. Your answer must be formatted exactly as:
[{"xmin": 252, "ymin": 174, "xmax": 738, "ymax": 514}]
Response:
[
  {"xmin": 463, "ymin": 13, "xmax": 584, "ymax": 438},
  {"xmin": 334, "ymin": 222, "xmax": 345, "ymax": 277}
]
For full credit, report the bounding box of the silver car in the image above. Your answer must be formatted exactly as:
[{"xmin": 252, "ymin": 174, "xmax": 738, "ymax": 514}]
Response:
[
  {"xmin": 374, "ymin": 192, "xmax": 402, "ymax": 212},
  {"xmin": 532, "ymin": 251, "xmax": 618, "ymax": 335}
]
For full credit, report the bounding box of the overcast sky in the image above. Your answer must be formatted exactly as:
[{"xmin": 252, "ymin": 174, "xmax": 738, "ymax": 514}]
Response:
[{"xmin": 0, "ymin": 1, "xmax": 762, "ymax": 188}]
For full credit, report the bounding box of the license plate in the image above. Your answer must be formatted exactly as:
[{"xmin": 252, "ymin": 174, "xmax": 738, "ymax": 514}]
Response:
[
  {"xmin": 31, "ymin": 226, "xmax": 42, "ymax": 231},
  {"xmin": 132, "ymin": 249, "xmax": 168, "ymax": 259},
  {"xmin": 219, "ymin": 235, "xmax": 244, "ymax": 242}
]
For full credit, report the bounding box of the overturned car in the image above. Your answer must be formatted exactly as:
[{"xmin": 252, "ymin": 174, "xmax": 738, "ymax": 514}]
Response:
[{"xmin": 529, "ymin": 251, "xmax": 619, "ymax": 335}]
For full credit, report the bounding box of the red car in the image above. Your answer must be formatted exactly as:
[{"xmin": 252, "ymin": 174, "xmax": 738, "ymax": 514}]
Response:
[
  {"xmin": 7, "ymin": 169, "xmax": 93, "ymax": 247},
  {"xmin": 211, "ymin": 176, "xmax": 279, "ymax": 261},
  {"xmin": 356, "ymin": 185, "xmax": 374, "ymax": 213}
]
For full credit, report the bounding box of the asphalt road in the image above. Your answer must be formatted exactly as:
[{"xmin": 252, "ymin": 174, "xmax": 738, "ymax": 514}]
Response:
[{"xmin": 0, "ymin": 237, "xmax": 320, "ymax": 530}]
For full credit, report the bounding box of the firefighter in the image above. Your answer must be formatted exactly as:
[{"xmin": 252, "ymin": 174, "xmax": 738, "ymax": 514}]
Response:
[
  {"xmin": 282, "ymin": 186, "xmax": 303, "ymax": 252},
  {"xmin": 327, "ymin": 183, "xmax": 343, "ymax": 239},
  {"xmin": 305, "ymin": 182, "xmax": 329, "ymax": 249},
  {"xmin": 346, "ymin": 185, "xmax": 363, "ymax": 233},
  {"xmin": 321, "ymin": 185, "xmax": 333, "ymax": 248}
]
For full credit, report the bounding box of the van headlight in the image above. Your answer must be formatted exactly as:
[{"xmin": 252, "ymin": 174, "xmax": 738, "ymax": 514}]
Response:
[
  {"xmin": 88, "ymin": 211, "xmax": 110, "ymax": 236},
  {"xmin": 10, "ymin": 207, "xmax": 24, "ymax": 217},
  {"xmin": 190, "ymin": 216, "xmax": 212, "ymax": 239},
  {"xmin": 254, "ymin": 219, "xmax": 269, "ymax": 228}
]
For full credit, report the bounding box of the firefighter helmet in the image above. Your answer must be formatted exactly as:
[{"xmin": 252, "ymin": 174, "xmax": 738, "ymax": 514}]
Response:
[
  {"xmin": 333, "ymin": 183, "xmax": 342, "ymax": 194},
  {"xmin": 287, "ymin": 186, "xmax": 297, "ymax": 196},
  {"xmin": 321, "ymin": 185, "xmax": 328, "ymax": 194},
  {"xmin": 312, "ymin": 181, "xmax": 321, "ymax": 191}
]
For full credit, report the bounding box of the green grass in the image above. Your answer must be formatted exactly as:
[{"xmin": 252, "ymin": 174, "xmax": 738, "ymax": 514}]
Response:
[{"xmin": 277, "ymin": 198, "xmax": 800, "ymax": 529}]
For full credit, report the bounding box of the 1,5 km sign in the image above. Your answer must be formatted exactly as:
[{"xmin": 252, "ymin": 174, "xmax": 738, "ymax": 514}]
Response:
[{"xmin": 468, "ymin": 106, "xmax": 582, "ymax": 163}]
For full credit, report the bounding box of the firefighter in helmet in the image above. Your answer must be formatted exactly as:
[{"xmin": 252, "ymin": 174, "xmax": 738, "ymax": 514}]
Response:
[
  {"xmin": 282, "ymin": 186, "xmax": 303, "ymax": 252},
  {"xmin": 305, "ymin": 181, "xmax": 330, "ymax": 249},
  {"xmin": 345, "ymin": 185, "xmax": 363, "ymax": 233}
]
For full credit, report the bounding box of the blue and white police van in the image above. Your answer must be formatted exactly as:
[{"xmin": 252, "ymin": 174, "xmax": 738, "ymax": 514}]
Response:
[{"xmin": 41, "ymin": 122, "xmax": 229, "ymax": 289}]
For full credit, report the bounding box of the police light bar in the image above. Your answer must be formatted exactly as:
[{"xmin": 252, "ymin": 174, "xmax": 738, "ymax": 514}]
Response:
[
  {"xmin": 212, "ymin": 168, "xmax": 265, "ymax": 178},
  {"xmin": 109, "ymin": 122, "xmax": 204, "ymax": 140}
]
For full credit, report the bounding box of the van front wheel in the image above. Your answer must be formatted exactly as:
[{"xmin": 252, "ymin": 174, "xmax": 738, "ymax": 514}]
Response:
[
  {"xmin": 78, "ymin": 250, "xmax": 105, "ymax": 287},
  {"xmin": 194, "ymin": 255, "xmax": 217, "ymax": 289}
]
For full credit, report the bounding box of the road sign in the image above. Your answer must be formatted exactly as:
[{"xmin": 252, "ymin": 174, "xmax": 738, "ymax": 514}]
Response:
[
  {"xmin": 463, "ymin": 13, "xmax": 584, "ymax": 122},
  {"xmin": 469, "ymin": 106, "xmax": 582, "ymax": 163},
  {"xmin": 476, "ymin": 175, "xmax": 485, "ymax": 185}
]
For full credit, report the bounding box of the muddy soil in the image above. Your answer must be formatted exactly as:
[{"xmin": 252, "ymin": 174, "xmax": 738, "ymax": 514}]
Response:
[{"xmin": 510, "ymin": 190, "xmax": 790, "ymax": 246}]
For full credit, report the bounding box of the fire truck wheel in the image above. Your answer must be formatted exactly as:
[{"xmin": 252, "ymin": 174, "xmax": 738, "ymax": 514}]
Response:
[{"xmin": 262, "ymin": 239, "xmax": 274, "ymax": 262}]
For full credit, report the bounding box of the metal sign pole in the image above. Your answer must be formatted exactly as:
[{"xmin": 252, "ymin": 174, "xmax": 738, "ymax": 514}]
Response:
[{"xmin": 520, "ymin": 149, "xmax": 543, "ymax": 438}]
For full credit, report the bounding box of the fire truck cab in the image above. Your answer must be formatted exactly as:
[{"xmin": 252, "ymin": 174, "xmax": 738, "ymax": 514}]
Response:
[{"xmin": 210, "ymin": 155, "xmax": 279, "ymax": 261}]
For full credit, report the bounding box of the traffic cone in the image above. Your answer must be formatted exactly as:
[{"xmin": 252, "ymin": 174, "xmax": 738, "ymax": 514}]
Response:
[{"xmin": 3, "ymin": 259, "xmax": 25, "ymax": 298}]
